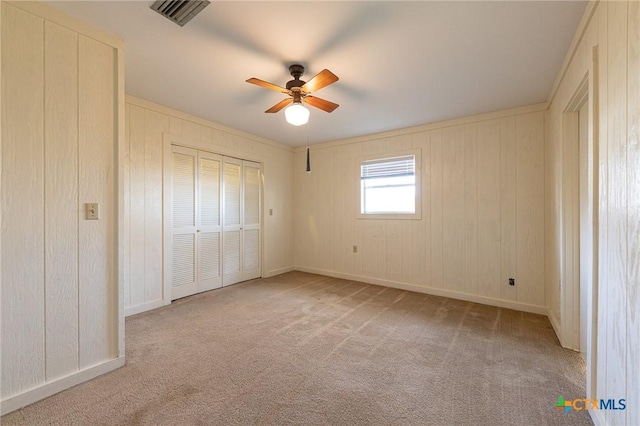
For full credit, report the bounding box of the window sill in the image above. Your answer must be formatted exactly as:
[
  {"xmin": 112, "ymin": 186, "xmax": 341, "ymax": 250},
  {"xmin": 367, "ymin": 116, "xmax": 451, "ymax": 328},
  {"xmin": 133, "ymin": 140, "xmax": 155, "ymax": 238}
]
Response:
[{"xmin": 356, "ymin": 213, "xmax": 422, "ymax": 220}]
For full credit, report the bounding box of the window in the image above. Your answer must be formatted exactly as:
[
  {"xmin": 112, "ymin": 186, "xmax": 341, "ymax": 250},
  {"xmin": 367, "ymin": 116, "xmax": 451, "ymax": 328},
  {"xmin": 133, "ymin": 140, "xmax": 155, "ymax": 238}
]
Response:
[{"xmin": 358, "ymin": 150, "xmax": 421, "ymax": 219}]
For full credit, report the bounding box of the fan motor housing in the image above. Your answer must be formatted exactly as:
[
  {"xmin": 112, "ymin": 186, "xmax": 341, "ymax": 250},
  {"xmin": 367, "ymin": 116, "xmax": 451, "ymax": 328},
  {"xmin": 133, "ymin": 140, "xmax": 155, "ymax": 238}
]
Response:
[
  {"xmin": 286, "ymin": 64, "xmax": 306, "ymax": 90},
  {"xmin": 286, "ymin": 80, "xmax": 305, "ymax": 90}
]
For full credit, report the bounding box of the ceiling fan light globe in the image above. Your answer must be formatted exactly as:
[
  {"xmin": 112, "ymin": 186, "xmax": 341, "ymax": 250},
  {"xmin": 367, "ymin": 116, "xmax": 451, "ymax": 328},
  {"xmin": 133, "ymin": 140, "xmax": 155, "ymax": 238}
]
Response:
[{"xmin": 285, "ymin": 103, "xmax": 310, "ymax": 126}]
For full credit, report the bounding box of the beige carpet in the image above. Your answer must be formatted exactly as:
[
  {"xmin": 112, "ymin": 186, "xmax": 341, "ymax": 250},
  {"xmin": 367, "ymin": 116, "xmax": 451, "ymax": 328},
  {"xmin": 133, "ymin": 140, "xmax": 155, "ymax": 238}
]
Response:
[{"xmin": 3, "ymin": 272, "xmax": 592, "ymax": 425}]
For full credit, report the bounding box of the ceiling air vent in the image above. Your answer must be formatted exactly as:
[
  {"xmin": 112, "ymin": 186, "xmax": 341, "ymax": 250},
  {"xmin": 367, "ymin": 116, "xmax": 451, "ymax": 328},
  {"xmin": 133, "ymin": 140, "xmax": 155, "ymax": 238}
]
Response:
[{"xmin": 150, "ymin": 0, "xmax": 210, "ymax": 27}]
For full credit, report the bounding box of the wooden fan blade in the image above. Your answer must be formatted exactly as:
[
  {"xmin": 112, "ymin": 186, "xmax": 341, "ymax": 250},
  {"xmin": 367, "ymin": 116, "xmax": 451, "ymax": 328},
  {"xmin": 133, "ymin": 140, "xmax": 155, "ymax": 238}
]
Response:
[
  {"xmin": 265, "ymin": 98, "xmax": 292, "ymax": 113},
  {"xmin": 304, "ymin": 96, "xmax": 339, "ymax": 113},
  {"xmin": 301, "ymin": 69, "xmax": 338, "ymax": 93},
  {"xmin": 246, "ymin": 78, "xmax": 288, "ymax": 93}
]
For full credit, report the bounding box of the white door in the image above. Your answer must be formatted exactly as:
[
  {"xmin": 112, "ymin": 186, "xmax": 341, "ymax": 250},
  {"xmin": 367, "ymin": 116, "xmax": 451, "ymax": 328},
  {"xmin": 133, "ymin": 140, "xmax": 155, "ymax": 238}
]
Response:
[
  {"xmin": 197, "ymin": 151, "xmax": 223, "ymax": 292},
  {"xmin": 222, "ymin": 158, "xmax": 262, "ymax": 286},
  {"xmin": 170, "ymin": 146, "xmax": 198, "ymax": 299},
  {"xmin": 243, "ymin": 161, "xmax": 261, "ymax": 281},
  {"xmin": 169, "ymin": 146, "xmax": 261, "ymax": 296},
  {"xmin": 170, "ymin": 147, "xmax": 224, "ymax": 300},
  {"xmin": 223, "ymin": 157, "xmax": 243, "ymax": 286}
]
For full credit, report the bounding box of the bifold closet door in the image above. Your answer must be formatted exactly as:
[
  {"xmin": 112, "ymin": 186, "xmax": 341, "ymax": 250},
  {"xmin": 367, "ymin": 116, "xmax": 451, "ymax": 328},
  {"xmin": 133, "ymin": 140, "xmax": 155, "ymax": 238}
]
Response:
[
  {"xmin": 223, "ymin": 158, "xmax": 243, "ymax": 286},
  {"xmin": 197, "ymin": 151, "xmax": 223, "ymax": 292},
  {"xmin": 242, "ymin": 161, "xmax": 261, "ymax": 281},
  {"xmin": 170, "ymin": 146, "xmax": 198, "ymax": 299},
  {"xmin": 222, "ymin": 158, "xmax": 261, "ymax": 286},
  {"xmin": 170, "ymin": 146, "xmax": 222, "ymax": 300}
]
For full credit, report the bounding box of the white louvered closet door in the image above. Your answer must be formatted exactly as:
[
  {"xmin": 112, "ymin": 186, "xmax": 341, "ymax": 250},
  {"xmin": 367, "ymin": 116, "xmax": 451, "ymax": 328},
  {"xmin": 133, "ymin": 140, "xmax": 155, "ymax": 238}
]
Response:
[
  {"xmin": 170, "ymin": 147, "xmax": 223, "ymax": 300},
  {"xmin": 223, "ymin": 157, "xmax": 243, "ymax": 286},
  {"xmin": 169, "ymin": 147, "xmax": 261, "ymax": 297},
  {"xmin": 171, "ymin": 146, "xmax": 198, "ymax": 300},
  {"xmin": 243, "ymin": 161, "xmax": 261, "ymax": 280},
  {"xmin": 197, "ymin": 151, "xmax": 223, "ymax": 292}
]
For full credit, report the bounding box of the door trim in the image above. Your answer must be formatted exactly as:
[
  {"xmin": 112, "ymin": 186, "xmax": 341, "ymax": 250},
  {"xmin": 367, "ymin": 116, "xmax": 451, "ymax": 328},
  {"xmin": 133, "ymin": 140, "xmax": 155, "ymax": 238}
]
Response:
[{"xmin": 559, "ymin": 49, "xmax": 599, "ymax": 402}]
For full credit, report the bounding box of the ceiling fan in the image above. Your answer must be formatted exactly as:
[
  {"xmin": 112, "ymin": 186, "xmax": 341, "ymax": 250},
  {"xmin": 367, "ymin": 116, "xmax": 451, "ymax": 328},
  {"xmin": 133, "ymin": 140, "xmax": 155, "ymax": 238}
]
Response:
[{"xmin": 246, "ymin": 64, "xmax": 339, "ymax": 126}]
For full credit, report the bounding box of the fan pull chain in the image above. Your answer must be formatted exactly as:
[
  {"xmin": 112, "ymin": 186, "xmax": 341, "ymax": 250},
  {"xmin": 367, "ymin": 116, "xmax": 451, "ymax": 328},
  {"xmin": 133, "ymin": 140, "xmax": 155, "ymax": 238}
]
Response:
[{"xmin": 306, "ymin": 125, "xmax": 311, "ymax": 173}]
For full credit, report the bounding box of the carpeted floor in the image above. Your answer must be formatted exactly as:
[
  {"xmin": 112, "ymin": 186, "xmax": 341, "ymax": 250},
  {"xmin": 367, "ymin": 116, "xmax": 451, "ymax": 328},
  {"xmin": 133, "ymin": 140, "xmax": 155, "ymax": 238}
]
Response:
[{"xmin": 3, "ymin": 272, "xmax": 592, "ymax": 425}]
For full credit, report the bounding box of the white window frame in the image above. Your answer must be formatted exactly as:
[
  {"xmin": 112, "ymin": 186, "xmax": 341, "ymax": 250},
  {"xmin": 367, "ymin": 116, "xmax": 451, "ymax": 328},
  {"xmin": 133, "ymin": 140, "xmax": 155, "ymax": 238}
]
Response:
[{"xmin": 357, "ymin": 148, "xmax": 422, "ymax": 220}]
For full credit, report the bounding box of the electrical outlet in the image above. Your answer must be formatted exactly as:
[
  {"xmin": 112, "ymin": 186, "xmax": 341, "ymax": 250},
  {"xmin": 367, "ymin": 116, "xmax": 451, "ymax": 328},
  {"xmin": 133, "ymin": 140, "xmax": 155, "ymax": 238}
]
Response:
[
  {"xmin": 85, "ymin": 203, "xmax": 99, "ymax": 220},
  {"xmin": 269, "ymin": 209, "xmax": 273, "ymax": 216},
  {"xmin": 509, "ymin": 278, "xmax": 515, "ymax": 286},
  {"xmin": 353, "ymin": 245, "xmax": 358, "ymax": 253}
]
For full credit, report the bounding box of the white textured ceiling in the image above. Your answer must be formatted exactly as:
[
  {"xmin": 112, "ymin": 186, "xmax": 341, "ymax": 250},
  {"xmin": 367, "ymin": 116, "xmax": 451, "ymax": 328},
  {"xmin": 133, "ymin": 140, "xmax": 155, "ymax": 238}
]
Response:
[{"xmin": 47, "ymin": 1, "xmax": 586, "ymax": 146}]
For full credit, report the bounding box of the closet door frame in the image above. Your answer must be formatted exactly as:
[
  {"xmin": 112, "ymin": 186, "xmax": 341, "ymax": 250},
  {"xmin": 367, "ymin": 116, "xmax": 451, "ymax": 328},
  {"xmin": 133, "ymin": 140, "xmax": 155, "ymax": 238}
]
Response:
[{"xmin": 162, "ymin": 133, "xmax": 264, "ymax": 305}]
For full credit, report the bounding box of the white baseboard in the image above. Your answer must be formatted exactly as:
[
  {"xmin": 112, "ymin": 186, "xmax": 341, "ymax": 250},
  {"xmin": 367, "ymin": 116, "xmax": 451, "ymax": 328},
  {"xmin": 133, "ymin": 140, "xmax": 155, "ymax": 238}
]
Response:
[
  {"xmin": 264, "ymin": 266, "xmax": 295, "ymax": 278},
  {"xmin": 125, "ymin": 299, "xmax": 164, "ymax": 317},
  {"xmin": 1, "ymin": 356, "xmax": 125, "ymax": 415},
  {"xmin": 295, "ymin": 266, "xmax": 548, "ymax": 316}
]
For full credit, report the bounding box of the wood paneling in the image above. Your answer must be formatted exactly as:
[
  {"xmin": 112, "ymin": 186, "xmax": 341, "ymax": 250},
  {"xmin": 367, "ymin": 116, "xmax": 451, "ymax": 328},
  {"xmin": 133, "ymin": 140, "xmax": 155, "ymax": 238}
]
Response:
[
  {"xmin": 463, "ymin": 124, "xmax": 478, "ymax": 295},
  {"xmin": 123, "ymin": 104, "xmax": 131, "ymax": 312},
  {"xmin": 515, "ymin": 112, "xmax": 545, "ymax": 307},
  {"xmin": 500, "ymin": 117, "xmax": 517, "ymax": 302},
  {"xmin": 476, "ymin": 120, "xmax": 501, "ymax": 300},
  {"xmin": 595, "ymin": 3, "xmax": 609, "ymax": 411},
  {"xmin": 605, "ymin": 2, "xmax": 627, "ymax": 424},
  {"xmin": 546, "ymin": 1, "xmax": 640, "ymax": 423},
  {"xmin": 144, "ymin": 110, "xmax": 168, "ymax": 303},
  {"xmin": 412, "ymin": 132, "xmax": 430, "ymax": 287},
  {"xmin": 129, "ymin": 105, "xmax": 146, "ymax": 308},
  {"xmin": 123, "ymin": 97, "xmax": 294, "ymax": 313},
  {"xmin": 1, "ymin": 1, "xmax": 122, "ymax": 409},
  {"xmin": 442, "ymin": 127, "xmax": 465, "ymax": 293},
  {"xmin": 1, "ymin": 3, "xmax": 46, "ymax": 398},
  {"xmin": 44, "ymin": 20, "xmax": 79, "ymax": 381},
  {"xmin": 182, "ymin": 120, "xmax": 201, "ymax": 140},
  {"xmin": 430, "ymin": 131, "xmax": 444, "ymax": 290},
  {"xmin": 78, "ymin": 35, "xmax": 117, "ymax": 368},
  {"xmin": 294, "ymin": 110, "xmax": 546, "ymax": 313},
  {"xmin": 627, "ymin": 2, "xmax": 640, "ymax": 423}
]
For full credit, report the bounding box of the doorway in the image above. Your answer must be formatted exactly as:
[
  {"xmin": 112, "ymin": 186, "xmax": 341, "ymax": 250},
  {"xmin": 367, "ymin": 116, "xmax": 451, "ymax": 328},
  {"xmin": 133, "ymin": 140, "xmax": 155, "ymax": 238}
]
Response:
[
  {"xmin": 578, "ymin": 100, "xmax": 589, "ymax": 356},
  {"xmin": 561, "ymin": 70, "xmax": 598, "ymax": 400}
]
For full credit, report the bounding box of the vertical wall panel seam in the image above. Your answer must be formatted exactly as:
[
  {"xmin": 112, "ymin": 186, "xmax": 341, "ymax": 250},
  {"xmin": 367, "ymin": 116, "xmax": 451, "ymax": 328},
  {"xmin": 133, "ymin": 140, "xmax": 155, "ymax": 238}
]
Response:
[
  {"xmin": 512, "ymin": 116, "xmax": 516, "ymax": 302},
  {"xmin": 602, "ymin": 1, "xmax": 608, "ymax": 402},
  {"xmin": 143, "ymin": 113, "xmax": 147, "ymax": 302},
  {"xmin": 0, "ymin": 0, "xmax": 3, "ymax": 392},
  {"xmin": 440, "ymin": 136, "xmax": 443, "ymax": 287},
  {"xmin": 499, "ymin": 122, "xmax": 503, "ymax": 297},
  {"xmin": 474, "ymin": 125, "xmax": 478, "ymax": 295},
  {"xmin": 604, "ymin": 0, "xmax": 611, "ymax": 405},
  {"xmin": 544, "ymin": 113, "xmax": 551, "ymax": 309},
  {"xmin": 128, "ymin": 108, "xmax": 132, "ymax": 307},
  {"xmin": 463, "ymin": 131, "xmax": 467, "ymax": 293},
  {"xmin": 624, "ymin": 0, "xmax": 629, "ymax": 413},
  {"xmin": 42, "ymin": 18, "xmax": 47, "ymax": 382},
  {"xmin": 76, "ymin": 35, "xmax": 81, "ymax": 370}
]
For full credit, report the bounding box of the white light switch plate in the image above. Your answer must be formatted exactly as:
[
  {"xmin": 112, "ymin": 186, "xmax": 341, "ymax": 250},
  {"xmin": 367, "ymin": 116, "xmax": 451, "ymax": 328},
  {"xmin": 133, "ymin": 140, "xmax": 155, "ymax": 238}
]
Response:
[{"xmin": 85, "ymin": 203, "xmax": 99, "ymax": 220}]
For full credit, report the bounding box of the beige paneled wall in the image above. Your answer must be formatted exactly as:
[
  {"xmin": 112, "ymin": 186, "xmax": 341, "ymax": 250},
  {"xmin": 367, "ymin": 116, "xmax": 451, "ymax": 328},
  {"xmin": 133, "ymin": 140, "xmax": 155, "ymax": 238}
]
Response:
[
  {"xmin": 124, "ymin": 97, "xmax": 294, "ymax": 316},
  {"xmin": 294, "ymin": 107, "xmax": 546, "ymax": 314},
  {"xmin": 1, "ymin": 1, "xmax": 124, "ymax": 413},
  {"xmin": 546, "ymin": 1, "xmax": 639, "ymax": 424}
]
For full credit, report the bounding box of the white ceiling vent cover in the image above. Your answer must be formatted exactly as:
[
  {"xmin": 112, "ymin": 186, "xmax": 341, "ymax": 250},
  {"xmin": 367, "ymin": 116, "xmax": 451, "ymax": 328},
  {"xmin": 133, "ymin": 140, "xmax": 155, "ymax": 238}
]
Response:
[{"xmin": 150, "ymin": 0, "xmax": 210, "ymax": 27}]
